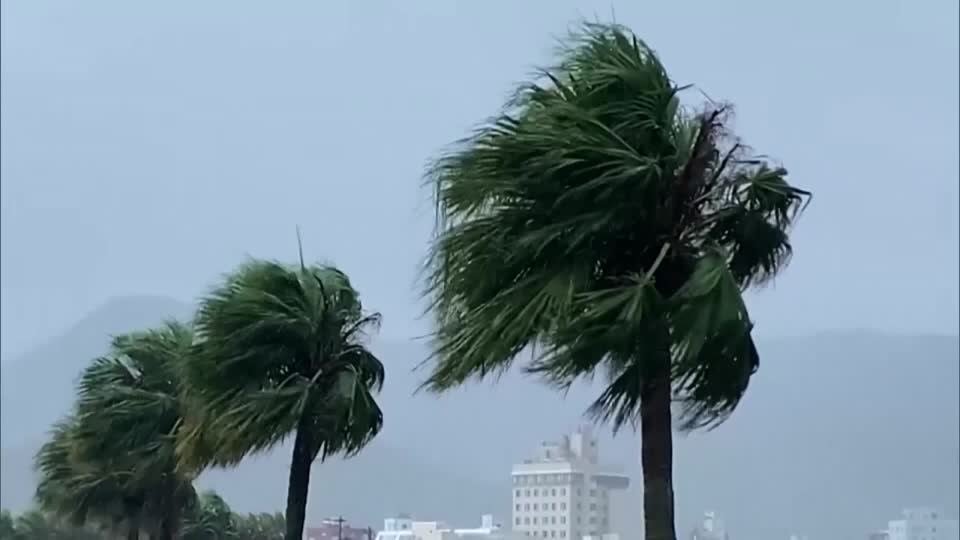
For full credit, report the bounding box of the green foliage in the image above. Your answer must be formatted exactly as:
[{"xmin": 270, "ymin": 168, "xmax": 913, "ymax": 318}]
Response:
[
  {"xmin": 234, "ymin": 512, "xmax": 285, "ymax": 540},
  {"xmin": 181, "ymin": 490, "xmax": 239, "ymax": 540},
  {"xmin": 177, "ymin": 259, "xmax": 385, "ymax": 469},
  {"xmin": 1, "ymin": 498, "xmax": 284, "ymax": 540},
  {"xmin": 0, "ymin": 509, "xmax": 101, "ymax": 540},
  {"xmin": 34, "ymin": 322, "xmax": 197, "ymax": 537},
  {"xmin": 422, "ymin": 22, "xmax": 810, "ymax": 430}
]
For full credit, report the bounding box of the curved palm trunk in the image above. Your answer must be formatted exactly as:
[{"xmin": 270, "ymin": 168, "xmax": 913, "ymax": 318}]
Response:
[
  {"xmin": 285, "ymin": 417, "xmax": 317, "ymax": 540},
  {"xmin": 640, "ymin": 364, "xmax": 677, "ymax": 540}
]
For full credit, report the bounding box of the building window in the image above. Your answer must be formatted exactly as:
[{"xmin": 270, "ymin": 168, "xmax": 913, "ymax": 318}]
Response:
[
  {"xmin": 551, "ymin": 489, "xmax": 556, "ymax": 496},
  {"xmin": 551, "ymin": 503, "xmax": 556, "ymax": 511},
  {"xmin": 589, "ymin": 504, "xmax": 596, "ymax": 510},
  {"xmin": 561, "ymin": 533, "xmax": 566, "ymax": 538},
  {"xmin": 525, "ymin": 504, "xmax": 530, "ymax": 511},
  {"xmin": 516, "ymin": 504, "xmax": 521, "ymax": 511},
  {"xmin": 524, "ymin": 518, "xmax": 530, "ymax": 525},
  {"xmin": 551, "ymin": 517, "xmax": 556, "ymax": 524},
  {"xmin": 589, "ymin": 489, "xmax": 596, "ymax": 497},
  {"xmin": 516, "ymin": 490, "xmax": 521, "ymax": 497},
  {"xmin": 560, "ymin": 517, "xmax": 566, "ymax": 525},
  {"xmin": 516, "ymin": 518, "xmax": 521, "ymax": 526},
  {"xmin": 560, "ymin": 504, "xmax": 566, "ymax": 511},
  {"xmin": 533, "ymin": 504, "xmax": 539, "ymax": 511},
  {"xmin": 560, "ymin": 488, "xmax": 566, "ymax": 496},
  {"xmin": 534, "ymin": 489, "xmax": 539, "ymax": 496},
  {"xmin": 525, "ymin": 490, "xmax": 531, "ymax": 497},
  {"xmin": 533, "ymin": 518, "xmax": 538, "ymax": 525},
  {"xmin": 551, "ymin": 532, "xmax": 556, "ymax": 538}
]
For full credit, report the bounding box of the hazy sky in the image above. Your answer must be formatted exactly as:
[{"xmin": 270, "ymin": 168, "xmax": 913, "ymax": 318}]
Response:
[{"xmin": 2, "ymin": 0, "xmax": 958, "ymax": 359}]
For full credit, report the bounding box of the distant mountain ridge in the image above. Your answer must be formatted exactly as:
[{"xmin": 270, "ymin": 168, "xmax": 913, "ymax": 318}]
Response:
[{"xmin": 1, "ymin": 296, "xmax": 957, "ymax": 540}]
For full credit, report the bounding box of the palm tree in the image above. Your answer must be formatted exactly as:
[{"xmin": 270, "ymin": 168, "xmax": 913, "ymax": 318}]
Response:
[
  {"xmin": 177, "ymin": 258, "xmax": 386, "ymax": 540},
  {"xmin": 35, "ymin": 415, "xmax": 146, "ymax": 540},
  {"xmin": 181, "ymin": 491, "xmax": 239, "ymax": 540},
  {"xmin": 36, "ymin": 322, "xmax": 198, "ymax": 540},
  {"xmin": 235, "ymin": 512, "xmax": 285, "ymax": 540},
  {"xmin": 420, "ymin": 22, "xmax": 810, "ymax": 540}
]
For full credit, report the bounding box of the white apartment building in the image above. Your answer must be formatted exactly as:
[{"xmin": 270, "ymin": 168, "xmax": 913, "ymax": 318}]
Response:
[
  {"xmin": 887, "ymin": 508, "xmax": 959, "ymax": 540},
  {"xmin": 511, "ymin": 427, "xmax": 629, "ymax": 540}
]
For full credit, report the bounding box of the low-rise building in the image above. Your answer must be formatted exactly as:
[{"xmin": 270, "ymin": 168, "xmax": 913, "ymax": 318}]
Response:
[
  {"xmin": 306, "ymin": 517, "xmax": 373, "ymax": 540},
  {"xmin": 375, "ymin": 515, "xmax": 520, "ymax": 540},
  {"xmin": 887, "ymin": 508, "xmax": 959, "ymax": 540}
]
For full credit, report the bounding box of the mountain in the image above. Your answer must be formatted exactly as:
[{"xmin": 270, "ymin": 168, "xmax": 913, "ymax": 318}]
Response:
[
  {"xmin": 0, "ymin": 295, "xmax": 195, "ymax": 445},
  {"xmin": 1, "ymin": 296, "xmax": 958, "ymax": 540}
]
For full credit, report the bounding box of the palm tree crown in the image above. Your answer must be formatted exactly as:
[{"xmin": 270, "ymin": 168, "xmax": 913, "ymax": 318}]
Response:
[
  {"xmin": 422, "ymin": 22, "xmax": 810, "ymax": 430},
  {"xmin": 35, "ymin": 321, "xmax": 197, "ymax": 539},
  {"xmin": 178, "ymin": 259, "xmax": 385, "ymax": 467}
]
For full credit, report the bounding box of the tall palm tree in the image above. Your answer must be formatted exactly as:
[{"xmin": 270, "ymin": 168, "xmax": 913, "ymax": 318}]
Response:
[
  {"xmin": 36, "ymin": 322, "xmax": 198, "ymax": 540},
  {"xmin": 177, "ymin": 258, "xmax": 386, "ymax": 540},
  {"xmin": 420, "ymin": 23, "xmax": 810, "ymax": 540}
]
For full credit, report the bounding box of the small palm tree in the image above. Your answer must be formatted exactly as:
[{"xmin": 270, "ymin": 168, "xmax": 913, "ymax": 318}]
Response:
[
  {"xmin": 235, "ymin": 512, "xmax": 285, "ymax": 540},
  {"xmin": 178, "ymin": 258, "xmax": 386, "ymax": 540},
  {"xmin": 420, "ymin": 23, "xmax": 809, "ymax": 540},
  {"xmin": 36, "ymin": 322, "xmax": 197, "ymax": 540},
  {"xmin": 181, "ymin": 491, "xmax": 239, "ymax": 540},
  {"xmin": 34, "ymin": 416, "xmax": 145, "ymax": 539}
]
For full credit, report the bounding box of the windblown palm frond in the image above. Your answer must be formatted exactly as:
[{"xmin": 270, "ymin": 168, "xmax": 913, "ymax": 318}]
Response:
[
  {"xmin": 35, "ymin": 321, "xmax": 198, "ymax": 539},
  {"xmin": 34, "ymin": 417, "xmax": 139, "ymax": 530},
  {"xmin": 178, "ymin": 259, "xmax": 385, "ymax": 468},
  {"xmin": 422, "ymin": 22, "xmax": 810, "ymax": 431}
]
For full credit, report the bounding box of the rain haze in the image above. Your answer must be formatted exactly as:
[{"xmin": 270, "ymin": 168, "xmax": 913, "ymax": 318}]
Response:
[{"xmin": 1, "ymin": 2, "xmax": 958, "ymax": 540}]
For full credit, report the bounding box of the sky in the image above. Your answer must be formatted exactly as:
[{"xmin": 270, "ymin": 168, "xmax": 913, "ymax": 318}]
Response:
[{"xmin": 2, "ymin": 0, "xmax": 958, "ymax": 359}]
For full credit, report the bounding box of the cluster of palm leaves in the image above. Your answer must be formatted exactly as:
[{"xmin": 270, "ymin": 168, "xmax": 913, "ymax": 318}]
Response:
[
  {"xmin": 0, "ymin": 508, "xmax": 100, "ymax": 540},
  {"xmin": 33, "ymin": 258, "xmax": 386, "ymax": 540},
  {"xmin": 2, "ymin": 497, "xmax": 285, "ymax": 540}
]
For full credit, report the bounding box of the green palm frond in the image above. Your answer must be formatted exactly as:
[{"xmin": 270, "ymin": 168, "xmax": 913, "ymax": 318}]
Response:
[
  {"xmin": 36, "ymin": 321, "xmax": 197, "ymax": 536},
  {"xmin": 422, "ymin": 21, "xmax": 810, "ymax": 431},
  {"xmin": 180, "ymin": 258, "xmax": 385, "ymax": 470}
]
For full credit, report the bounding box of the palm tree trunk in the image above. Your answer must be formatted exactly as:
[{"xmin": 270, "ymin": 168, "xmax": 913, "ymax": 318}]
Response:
[
  {"xmin": 285, "ymin": 418, "xmax": 316, "ymax": 540},
  {"xmin": 640, "ymin": 363, "xmax": 677, "ymax": 540}
]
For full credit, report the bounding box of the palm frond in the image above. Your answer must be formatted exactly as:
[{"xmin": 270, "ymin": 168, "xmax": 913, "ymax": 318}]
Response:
[
  {"xmin": 421, "ymin": 20, "xmax": 810, "ymax": 433},
  {"xmin": 181, "ymin": 258, "xmax": 386, "ymax": 470}
]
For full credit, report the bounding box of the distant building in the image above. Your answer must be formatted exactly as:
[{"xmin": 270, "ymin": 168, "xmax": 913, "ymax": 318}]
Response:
[
  {"xmin": 869, "ymin": 531, "xmax": 890, "ymax": 540},
  {"xmin": 689, "ymin": 511, "xmax": 729, "ymax": 540},
  {"xmin": 306, "ymin": 517, "xmax": 372, "ymax": 540},
  {"xmin": 511, "ymin": 426, "xmax": 629, "ymax": 540},
  {"xmin": 887, "ymin": 508, "xmax": 959, "ymax": 540},
  {"xmin": 375, "ymin": 514, "xmax": 520, "ymax": 540}
]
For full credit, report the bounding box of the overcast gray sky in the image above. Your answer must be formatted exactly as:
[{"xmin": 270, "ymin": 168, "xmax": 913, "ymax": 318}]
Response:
[{"xmin": 2, "ymin": 0, "xmax": 958, "ymax": 359}]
